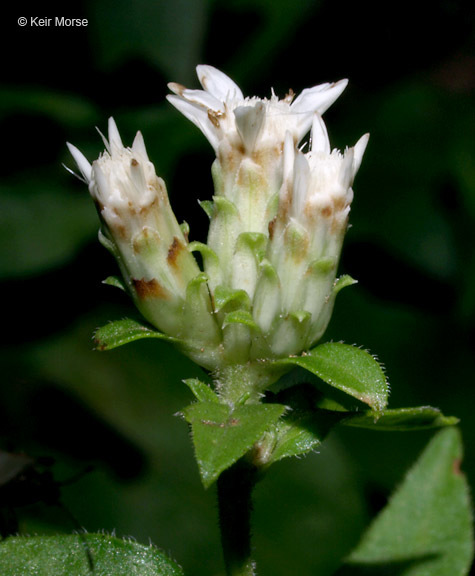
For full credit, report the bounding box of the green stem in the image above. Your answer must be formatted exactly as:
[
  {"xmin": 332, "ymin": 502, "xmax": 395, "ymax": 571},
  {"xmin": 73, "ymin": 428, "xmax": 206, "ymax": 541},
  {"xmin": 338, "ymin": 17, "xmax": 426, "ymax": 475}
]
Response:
[{"xmin": 217, "ymin": 460, "xmax": 258, "ymax": 576}]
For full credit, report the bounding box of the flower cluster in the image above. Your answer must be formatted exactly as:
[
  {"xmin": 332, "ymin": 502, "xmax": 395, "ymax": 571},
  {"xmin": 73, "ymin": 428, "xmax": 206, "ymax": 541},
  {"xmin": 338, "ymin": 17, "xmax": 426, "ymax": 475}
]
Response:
[{"xmin": 68, "ymin": 65, "xmax": 368, "ymax": 394}]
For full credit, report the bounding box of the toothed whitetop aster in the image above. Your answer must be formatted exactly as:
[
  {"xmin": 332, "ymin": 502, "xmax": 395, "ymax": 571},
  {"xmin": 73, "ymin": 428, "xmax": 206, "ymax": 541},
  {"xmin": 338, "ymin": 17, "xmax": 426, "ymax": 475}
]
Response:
[{"xmin": 167, "ymin": 65, "xmax": 348, "ymax": 154}]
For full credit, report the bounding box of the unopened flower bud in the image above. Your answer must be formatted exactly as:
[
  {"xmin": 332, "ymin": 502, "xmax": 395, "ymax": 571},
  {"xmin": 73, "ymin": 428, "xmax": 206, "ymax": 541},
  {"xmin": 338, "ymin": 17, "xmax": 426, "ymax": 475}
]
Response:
[
  {"xmin": 261, "ymin": 118, "xmax": 369, "ymax": 354},
  {"xmin": 67, "ymin": 118, "xmax": 216, "ymax": 346}
]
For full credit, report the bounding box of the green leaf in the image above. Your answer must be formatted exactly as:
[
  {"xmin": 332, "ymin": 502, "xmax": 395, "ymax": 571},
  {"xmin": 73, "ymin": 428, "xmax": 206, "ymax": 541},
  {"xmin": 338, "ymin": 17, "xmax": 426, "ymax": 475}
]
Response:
[
  {"xmin": 182, "ymin": 401, "xmax": 286, "ymax": 488},
  {"xmin": 340, "ymin": 406, "xmax": 459, "ymax": 431},
  {"xmin": 275, "ymin": 342, "xmax": 388, "ymax": 411},
  {"xmin": 0, "ymin": 533, "xmax": 184, "ymax": 576},
  {"xmin": 264, "ymin": 385, "xmax": 342, "ymax": 464},
  {"xmin": 262, "ymin": 393, "xmax": 457, "ymax": 465},
  {"xmin": 94, "ymin": 318, "xmax": 180, "ymax": 351},
  {"xmin": 342, "ymin": 428, "xmax": 474, "ymax": 575},
  {"xmin": 183, "ymin": 378, "xmax": 220, "ymax": 403}
]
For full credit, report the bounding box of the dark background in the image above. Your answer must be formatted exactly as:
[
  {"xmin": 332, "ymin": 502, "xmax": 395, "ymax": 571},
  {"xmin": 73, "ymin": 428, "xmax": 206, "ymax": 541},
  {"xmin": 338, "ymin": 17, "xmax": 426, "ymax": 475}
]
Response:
[{"xmin": 1, "ymin": 1, "xmax": 474, "ymax": 574}]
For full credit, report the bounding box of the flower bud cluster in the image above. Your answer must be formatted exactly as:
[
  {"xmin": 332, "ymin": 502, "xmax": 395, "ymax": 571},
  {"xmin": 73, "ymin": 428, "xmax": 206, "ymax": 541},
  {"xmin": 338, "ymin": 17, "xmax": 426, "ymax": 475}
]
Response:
[{"xmin": 68, "ymin": 65, "xmax": 368, "ymax": 388}]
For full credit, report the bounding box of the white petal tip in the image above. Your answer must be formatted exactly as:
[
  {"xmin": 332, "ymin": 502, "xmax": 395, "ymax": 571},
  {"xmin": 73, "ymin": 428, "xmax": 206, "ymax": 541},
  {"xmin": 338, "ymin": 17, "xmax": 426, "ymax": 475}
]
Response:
[
  {"xmin": 328, "ymin": 78, "xmax": 349, "ymax": 101},
  {"xmin": 107, "ymin": 117, "xmax": 123, "ymax": 152},
  {"xmin": 196, "ymin": 64, "xmax": 244, "ymax": 101},
  {"xmin": 291, "ymin": 78, "xmax": 350, "ymax": 120},
  {"xmin": 353, "ymin": 133, "xmax": 370, "ymax": 175},
  {"xmin": 355, "ymin": 132, "xmax": 370, "ymax": 154},
  {"xmin": 132, "ymin": 131, "xmax": 148, "ymax": 158},
  {"xmin": 310, "ymin": 115, "xmax": 330, "ymax": 154},
  {"xmin": 196, "ymin": 64, "xmax": 211, "ymax": 75},
  {"xmin": 66, "ymin": 142, "xmax": 92, "ymax": 181},
  {"xmin": 168, "ymin": 82, "xmax": 186, "ymax": 95},
  {"xmin": 196, "ymin": 64, "xmax": 220, "ymax": 81},
  {"xmin": 336, "ymin": 78, "xmax": 349, "ymax": 89},
  {"xmin": 359, "ymin": 132, "xmax": 370, "ymax": 144}
]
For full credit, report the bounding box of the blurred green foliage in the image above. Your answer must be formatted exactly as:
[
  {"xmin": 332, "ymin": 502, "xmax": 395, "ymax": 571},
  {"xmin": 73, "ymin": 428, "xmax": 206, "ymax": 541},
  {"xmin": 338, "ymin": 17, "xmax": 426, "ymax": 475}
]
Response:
[{"xmin": 2, "ymin": 0, "xmax": 474, "ymax": 574}]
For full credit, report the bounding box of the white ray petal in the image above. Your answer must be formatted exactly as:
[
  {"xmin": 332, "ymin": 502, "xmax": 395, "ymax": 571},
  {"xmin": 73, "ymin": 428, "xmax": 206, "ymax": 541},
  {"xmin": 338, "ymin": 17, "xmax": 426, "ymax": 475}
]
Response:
[
  {"xmin": 339, "ymin": 147, "xmax": 355, "ymax": 189},
  {"xmin": 292, "ymin": 152, "xmax": 310, "ymax": 217},
  {"xmin": 234, "ymin": 102, "xmax": 265, "ymax": 153},
  {"xmin": 107, "ymin": 117, "xmax": 123, "ymax": 155},
  {"xmin": 95, "ymin": 126, "xmax": 110, "ymax": 154},
  {"xmin": 196, "ymin": 64, "xmax": 244, "ymax": 101},
  {"xmin": 282, "ymin": 131, "xmax": 295, "ymax": 184},
  {"xmin": 352, "ymin": 133, "xmax": 370, "ymax": 176},
  {"xmin": 292, "ymin": 79, "xmax": 348, "ymax": 116},
  {"xmin": 66, "ymin": 142, "xmax": 92, "ymax": 182},
  {"xmin": 132, "ymin": 131, "xmax": 149, "ymax": 160},
  {"xmin": 91, "ymin": 163, "xmax": 111, "ymax": 203},
  {"xmin": 167, "ymin": 94, "xmax": 219, "ymax": 150},
  {"xmin": 310, "ymin": 115, "xmax": 330, "ymax": 154},
  {"xmin": 169, "ymin": 82, "xmax": 224, "ymax": 111},
  {"xmin": 167, "ymin": 94, "xmax": 208, "ymax": 127}
]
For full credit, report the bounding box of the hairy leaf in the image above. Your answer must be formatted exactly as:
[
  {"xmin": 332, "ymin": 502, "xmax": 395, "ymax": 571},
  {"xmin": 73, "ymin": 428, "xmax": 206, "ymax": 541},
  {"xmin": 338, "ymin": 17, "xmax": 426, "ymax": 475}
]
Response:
[
  {"xmin": 182, "ymin": 401, "xmax": 286, "ymax": 488},
  {"xmin": 264, "ymin": 385, "xmax": 341, "ymax": 463},
  {"xmin": 183, "ymin": 378, "xmax": 220, "ymax": 403},
  {"xmin": 340, "ymin": 406, "xmax": 459, "ymax": 431},
  {"xmin": 275, "ymin": 342, "xmax": 388, "ymax": 411},
  {"xmin": 0, "ymin": 533, "xmax": 184, "ymax": 576},
  {"xmin": 93, "ymin": 318, "xmax": 179, "ymax": 351}
]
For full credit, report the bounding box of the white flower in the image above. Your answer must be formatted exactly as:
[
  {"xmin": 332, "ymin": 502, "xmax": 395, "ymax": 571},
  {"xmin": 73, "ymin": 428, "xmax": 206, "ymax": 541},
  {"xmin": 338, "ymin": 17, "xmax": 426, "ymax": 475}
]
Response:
[
  {"xmin": 67, "ymin": 69, "xmax": 370, "ymax": 383},
  {"xmin": 68, "ymin": 118, "xmax": 160, "ymax": 237},
  {"xmin": 280, "ymin": 116, "xmax": 369, "ymax": 253},
  {"xmin": 167, "ymin": 66, "xmax": 349, "ymax": 305},
  {"xmin": 67, "ymin": 118, "xmax": 209, "ymax": 341},
  {"xmin": 257, "ymin": 118, "xmax": 369, "ymax": 354},
  {"xmin": 167, "ymin": 65, "xmax": 348, "ymax": 154}
]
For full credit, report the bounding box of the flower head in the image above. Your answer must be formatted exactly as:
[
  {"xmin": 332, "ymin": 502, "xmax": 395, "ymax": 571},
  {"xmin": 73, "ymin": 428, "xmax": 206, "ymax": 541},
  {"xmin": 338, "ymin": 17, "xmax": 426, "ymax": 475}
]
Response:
[
  {"xmin": 256, "ymin": 118, "xmax": 369, "ymax": 355},
  {"xmin": 279, "ymin": 116, "xmax": 369, "ymax": 247},
  {"xmin": 67, "ymin": 119, "xmax": 218, "ymax": 349},
  {"xmin": 68, "ymin": 119, "xmax": 162, "ymax": 239},
  {"xmin": 167, "ymin": 65, "xmax": 348, "ymax": 154},
  {"xmin": 168, "ymin": 66, "xmax": 350, "ymax": 306}
]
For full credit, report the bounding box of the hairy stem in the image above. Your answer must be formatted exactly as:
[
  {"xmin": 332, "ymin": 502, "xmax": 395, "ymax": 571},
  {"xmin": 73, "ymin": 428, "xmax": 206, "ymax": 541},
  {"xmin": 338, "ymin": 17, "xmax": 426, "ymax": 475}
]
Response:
[{"xmin": 217, "ymin": 460, "xmax": 258, "ymax": 576}]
